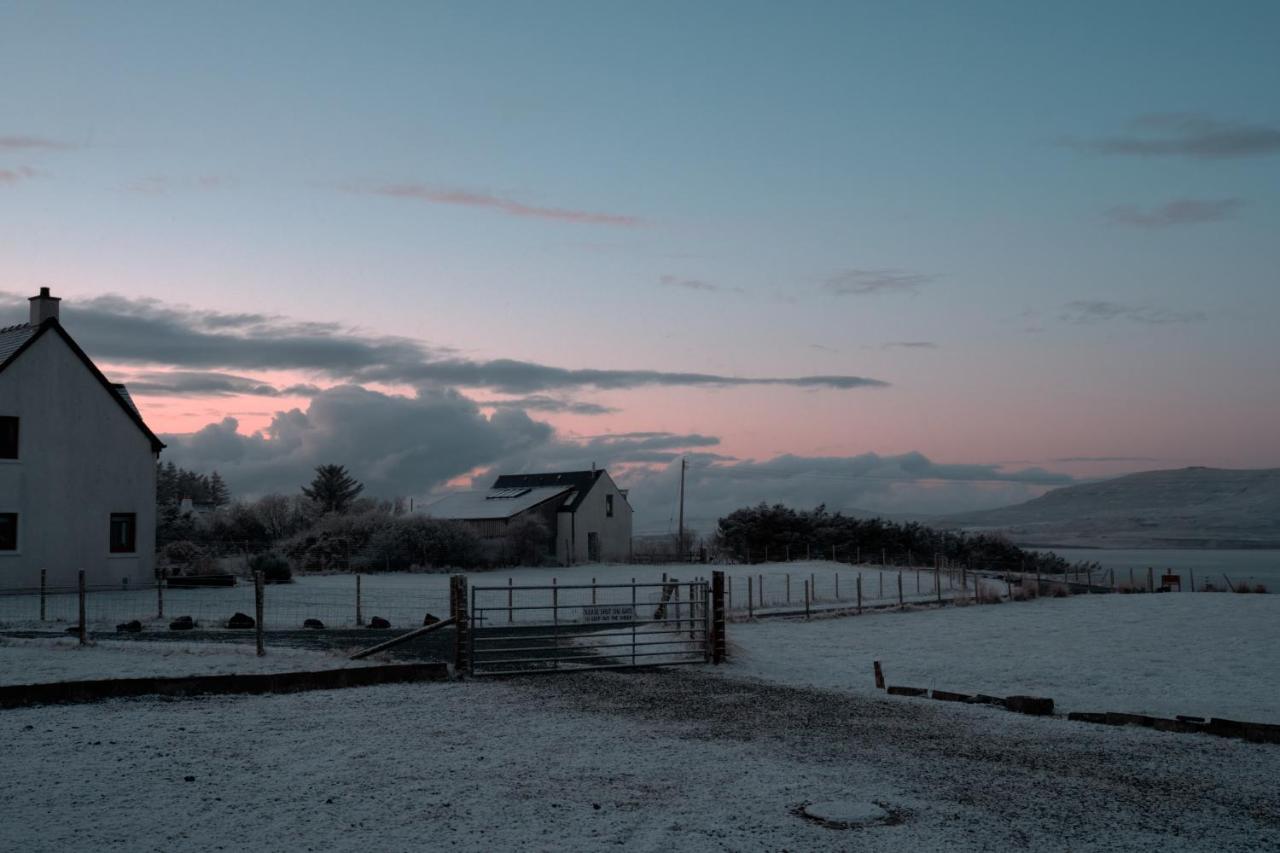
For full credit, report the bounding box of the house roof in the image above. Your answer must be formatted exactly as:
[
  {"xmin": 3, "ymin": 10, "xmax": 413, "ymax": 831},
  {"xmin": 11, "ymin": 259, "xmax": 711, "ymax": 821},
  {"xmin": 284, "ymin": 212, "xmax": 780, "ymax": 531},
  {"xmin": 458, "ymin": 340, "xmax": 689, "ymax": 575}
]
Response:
[
  {"xmin": 423, "ymin": 485, "xmax": 573, "ymax": 521},
  {"xmin": 0, "ymin": 319, "xmax": 165, "ymax": 453},
  {"xmin": 492, "ymin": 470, "xmax": 604, "ymax": 512}
]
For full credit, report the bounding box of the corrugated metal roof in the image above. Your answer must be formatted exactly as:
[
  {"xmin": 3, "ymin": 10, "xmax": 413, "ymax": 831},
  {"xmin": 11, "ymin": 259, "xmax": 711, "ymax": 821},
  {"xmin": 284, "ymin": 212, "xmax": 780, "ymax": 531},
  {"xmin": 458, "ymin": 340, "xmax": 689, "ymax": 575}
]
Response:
[
  {"xmin": 423, "ymin": 485, "xmax": 572, "ymax": 520},
  {"xmin": 0, "ymin": 323, "xmax": 37, "ymax": 366}
]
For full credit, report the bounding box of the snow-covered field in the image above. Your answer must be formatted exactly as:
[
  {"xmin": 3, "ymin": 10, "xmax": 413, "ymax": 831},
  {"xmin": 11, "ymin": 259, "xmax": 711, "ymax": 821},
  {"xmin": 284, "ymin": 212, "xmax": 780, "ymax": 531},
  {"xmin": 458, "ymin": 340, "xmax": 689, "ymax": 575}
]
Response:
[
  {"xmin": 2, "ymin": 669, "xmax": 1277, "ymax": 851},
  {"xmin": 0, "ymin": 636, "xmax": 365, "ymax": 686},
  {"xmin": 727, "ymin": 592, "xmax": 1280, "ymax": 724}
]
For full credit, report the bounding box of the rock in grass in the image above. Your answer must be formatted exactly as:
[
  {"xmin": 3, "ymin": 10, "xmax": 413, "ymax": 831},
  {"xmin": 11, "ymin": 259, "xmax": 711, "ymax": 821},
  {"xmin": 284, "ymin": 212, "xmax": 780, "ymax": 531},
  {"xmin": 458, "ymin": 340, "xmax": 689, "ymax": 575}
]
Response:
[
  {"xmin": 368, "ymin": 616, "xmax": 391, "ymax": 629},
  {"xmin": 116, "ymin": 620, "xmax": 143, "ymax": 633},
  {"xmin": 169, "ymin": 615, "xmax": 195, "ymax": 631},
  {"xmin": 422, "ymin": 613, "xmax": 441, "ymax": 626},
  {"xmin": 303, "ymin": 618, "xmax": 325, "ymax": 629},
  {"xmin": 226, "ymin": 612, "xmax": 256, "ymax": 630},
  {"xmin": 1006, "ymin": 695, "xmax": 1054, "ymax": 716}
]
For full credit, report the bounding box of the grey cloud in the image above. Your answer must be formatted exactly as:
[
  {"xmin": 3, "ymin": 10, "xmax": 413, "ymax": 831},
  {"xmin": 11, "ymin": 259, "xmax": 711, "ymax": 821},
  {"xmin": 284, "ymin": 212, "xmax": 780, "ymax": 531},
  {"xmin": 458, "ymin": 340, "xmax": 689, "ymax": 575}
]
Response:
[
  {"xmin": 1061, "ymin": 300, "xmax": 1205, "ymax": 325},
  {"xmin": 1069, "ymin": 114, "xmax": 1280, "ymax": 159},
  {"xmin": 881, "ymin": 341, "xmax": 937, "ymax": 350},
  {"xmin": 350, "ymin": 183, "xmax": 642, "ymax": 226},
  {"xmin": 607, "ymin": 451, "xmax": 1074, "ymax": 534},
  {"xmin": 659, "ymin": 275, "xmax": 741, "ymax": 294},
  {"xmin": 0, "ymin": 291, "xmax": 887, "ymax": 393},
  {"xmin": 125, "ymin": 175, "xmax": 231, "ymax": 195},
  {"xmin": 1105, "ymin": 198, "xmax": 1243, "ymax": 228},
  {"xmin": 824, "ymin": 269, "xmax": 936, "ymax": 296},
  {"xmin": 0, "ymin": 136, "xmax": 74, "ymax": 150},
  {"xmin": 480, "ymin": 395, "xmax": 618, "ymax": 416},
  {"xmin": 124, "ymin": 371, "xmax": 321, "ymax": 398},
  {"xmin": 162, "ymin": 385, "xmax": 553, "ymax": 498}
]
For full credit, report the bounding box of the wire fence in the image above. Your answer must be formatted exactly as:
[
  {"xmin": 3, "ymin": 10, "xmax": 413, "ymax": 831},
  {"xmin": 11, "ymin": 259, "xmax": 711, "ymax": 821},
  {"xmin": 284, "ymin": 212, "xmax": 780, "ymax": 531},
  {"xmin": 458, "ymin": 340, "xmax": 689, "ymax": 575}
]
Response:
[{"xmin": 0, "ymin": 575, "xmax": 449, "ymax": 632}]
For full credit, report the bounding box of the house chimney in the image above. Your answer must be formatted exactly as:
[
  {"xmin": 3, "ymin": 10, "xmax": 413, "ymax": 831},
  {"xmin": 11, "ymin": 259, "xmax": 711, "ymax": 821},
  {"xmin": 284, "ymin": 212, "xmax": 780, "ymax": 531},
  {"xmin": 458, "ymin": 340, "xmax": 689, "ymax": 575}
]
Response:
[{"xmin": 29, "ymin": 287, "xmax": 61, "ymax": 325}]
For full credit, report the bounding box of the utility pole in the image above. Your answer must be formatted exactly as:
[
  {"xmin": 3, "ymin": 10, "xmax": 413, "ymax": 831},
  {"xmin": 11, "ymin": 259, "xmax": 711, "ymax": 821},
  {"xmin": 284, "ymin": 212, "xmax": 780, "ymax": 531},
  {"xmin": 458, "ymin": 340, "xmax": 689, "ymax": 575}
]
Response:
[{"xmin": 677, "ymin": 457, "xmax": 687, "ymax": 560}]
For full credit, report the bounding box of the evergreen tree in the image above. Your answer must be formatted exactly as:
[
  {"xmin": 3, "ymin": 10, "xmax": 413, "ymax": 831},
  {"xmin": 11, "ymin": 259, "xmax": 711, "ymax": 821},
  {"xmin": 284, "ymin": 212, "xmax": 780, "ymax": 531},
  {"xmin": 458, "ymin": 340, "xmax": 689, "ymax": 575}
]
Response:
[
  {"xmin": 208, "ymin": 471, "xmax": 230, "ymax": 507},
  {"xmin": 302, "ymin": 464, "xmax": 364, "ymax": 514}
]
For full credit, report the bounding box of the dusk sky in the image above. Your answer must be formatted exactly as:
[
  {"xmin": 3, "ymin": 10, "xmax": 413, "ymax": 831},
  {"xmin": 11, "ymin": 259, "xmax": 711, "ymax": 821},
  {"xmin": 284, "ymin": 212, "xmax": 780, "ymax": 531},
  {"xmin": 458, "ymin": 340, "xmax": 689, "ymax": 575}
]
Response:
[{"xmin": 3, "ymin": 1, "xmax": 1278, "ymax": 531}]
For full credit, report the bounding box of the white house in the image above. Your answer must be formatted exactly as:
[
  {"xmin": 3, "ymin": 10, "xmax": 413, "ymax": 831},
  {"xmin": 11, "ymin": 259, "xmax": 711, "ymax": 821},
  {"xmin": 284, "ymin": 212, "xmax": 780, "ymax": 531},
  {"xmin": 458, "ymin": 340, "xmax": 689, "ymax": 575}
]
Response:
[
  {"xmin": 0, "ymin": 288, "xmax": 164, "ymax": 589},
  {"xmin": 425, "ymin": 469, "xmax": 633, "ymax": 565}
]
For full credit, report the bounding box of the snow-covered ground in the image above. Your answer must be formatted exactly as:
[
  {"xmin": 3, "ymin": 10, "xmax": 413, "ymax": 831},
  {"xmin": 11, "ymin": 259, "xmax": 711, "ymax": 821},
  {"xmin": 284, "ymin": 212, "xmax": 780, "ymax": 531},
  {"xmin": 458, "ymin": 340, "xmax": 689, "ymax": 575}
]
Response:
[
  {"xmin": 0, "ymin": 561, "xmax": 957, "ymax": 630},
  {"xmin": 0, "ymin": 636, "xmax": 366, "ymax": 686},
  {"xmin": 727, "ymin": 592, "xmax": 1280, "ymax": 723},
  {"xmin": 2, "ymin": 670, "xmax": 1277, "ymax": 851}
]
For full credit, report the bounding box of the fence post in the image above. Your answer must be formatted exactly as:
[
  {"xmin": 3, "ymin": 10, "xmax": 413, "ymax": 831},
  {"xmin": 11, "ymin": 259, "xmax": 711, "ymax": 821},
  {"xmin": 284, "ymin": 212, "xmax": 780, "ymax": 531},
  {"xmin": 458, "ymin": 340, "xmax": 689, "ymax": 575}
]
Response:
[
  {"xmin": 711, "ymin": 570, "xmax": 726, "ymax": 664},
  {"xmin": 879, "ymin": 572, "xmax": 883, "ymax": 599},
  {"xmin": 40, "ymin": 568, "xmax": 46, "ymax": 621},
  {"xmin": 935, "ymin": 563, "xmax": 942, "ymax": 603},
  {"xmin": 592, "ymin": 577, "xmax": 597, "ymax": 605},
  {"xmin": 508, "ymin": 577, "xmax": 513, "ymax": 623},
  {"xmin": 856, "ymin": 574, "xmax": 862, "ymax": 614},
  {"xmin": 254, "ymin": 570, "xmax": 265, "ymax": 657},
  {"xmin": 1148, "ymin": 566, "xmax": 1154, "ymax": 592},
  {"xmin": 1190, "ymin": 569, "xmax": 1196, "ymax": 592},
  {"xmin": 785, "ymin": 545, "xmax": 790, "ymax": 562},
  {"xmin": 450, "ymin": 575, "xmax": 469, "ymax": 676},
  {"xmin": 758, "ymin": 573, "xmax": 763, "ymax": 608},
  {"xmin": 786, "ymin": 573, "xmax": 791, "ymax": 604},
  {"xmin": 747, "ymin": 575, "xmax": 754, "ymax": 619},
  {"xmin": 835, "ymin": 572, "xmax": 840, "ymax": 600},
  {"xmin": 157, "ymin": 569, "xmax": 165, "ymax": 619},
  {"xmin": 356, "ymin": 574, "xmax": 363, "ymax": 626},
  {"xmin": 897, "ymin": 572, "xmax": 903, "ymax": 608},
  {"xmin": 727, "ymin": 574, "xmax": 732, "ymax": 608},
  {"xmin": 804, "ymin": 579, "xmax": 810, "ymax": 620},
  {"xmin": 832, "ymin": 544, "xmax": 836, "ymax": 561},
  {"xmin": 973, "ymin": 574, "xmax": 980, "ymax": 603},
  {"xmin": 77, "ymin": 570, "xmax": 87, "ymax": 646}
]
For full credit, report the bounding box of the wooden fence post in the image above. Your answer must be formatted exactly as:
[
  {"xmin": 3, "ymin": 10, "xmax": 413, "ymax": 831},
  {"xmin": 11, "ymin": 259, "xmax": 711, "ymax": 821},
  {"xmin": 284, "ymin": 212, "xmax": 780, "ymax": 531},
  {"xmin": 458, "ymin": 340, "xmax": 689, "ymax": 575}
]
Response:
[
  {"xmin": 254, "ymin": 570, "xmax": 265, "ymax": 657},
  {"xmin": 786, "ymin": 573, "xmax": 791, "ymax": 604},
  {"xmin": 77, "ymin": 570, "xmax": 87, "ymax": 646},
  {"xmin": 879, "ymin": 572, "xmax": 883, "ymax": 599},
  {"xmin": 157, "ymin": 569, "xmax": 165, "ymax": 619},
  {"xmin": 39, "ymin": 568, "xmax": 46, "ymax": 621},
  {"xmin": 747, "ymin": 575, "xmax": 754, "ymax": 619},
  {"xmin": 857, "ymin": 574, "xmax": 862, "ymax": 614},
  {"xmin": 804, "ymin": 579, "xmax": 810, "ymax": 620},
  {"xmin": 835, "ymin": 572, "xmax": 840, "ymax": 600},
  {"xmin": 873, "ymin": 660, "xmax": 885, "ymax": 689},
  {"xmin": 758, "ymin": 573, "xmax": 763, "ymax": 608},
  {"xmin": 727, "ymin": 575, "xmax": 732, "ymax": 608},
  {"xmin": 810, "ymin": 572, "xmax": 815, "ymax": 602},
  {"xmin": 507, "ymin": 577, "xmax": 513, "ymax": 623},
  {"xmin": 592, "ymin": 577, "xmax": 597, "ymax": 605},
  {"xmin": 898, "ymin": 572, "xmax": 904, "ymax": 608},
  {"xmin": 450, "ymin": 575, "xmax": 469, "ymax": 676},
  {"xmin": 1148, "ymin": 566, "xmax": 1154, "ymax": 592},
  {"xmin": 356, "ymin": 574, "xmax": 363, "ymax": 626},
  {"xmin": 936, "ymin": 563, "xmax": 942, "ymax": 603},
  {"xmin": 1190, "ymin": 569, "xmax": 1196, "ymax": 592}
]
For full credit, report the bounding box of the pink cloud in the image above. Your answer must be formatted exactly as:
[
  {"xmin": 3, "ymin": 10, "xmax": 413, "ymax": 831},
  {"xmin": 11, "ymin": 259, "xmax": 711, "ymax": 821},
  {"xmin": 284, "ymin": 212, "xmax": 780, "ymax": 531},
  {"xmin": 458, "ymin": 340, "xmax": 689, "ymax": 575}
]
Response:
[
  {"xmin": 362, "ymin": 183, "xmax": 643, "ymax": 226},
  {"xmin": 0, "ymin": 166, "xmax": 42, "ymax": 185}
]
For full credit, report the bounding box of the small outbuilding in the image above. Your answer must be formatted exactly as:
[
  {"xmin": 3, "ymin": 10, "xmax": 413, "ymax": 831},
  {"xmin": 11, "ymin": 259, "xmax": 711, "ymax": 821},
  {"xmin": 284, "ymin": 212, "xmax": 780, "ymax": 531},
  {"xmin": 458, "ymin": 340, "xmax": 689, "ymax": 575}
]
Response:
[{"xmin": 424, "ymin": 469, "xmax": 632, "ymax": 565}]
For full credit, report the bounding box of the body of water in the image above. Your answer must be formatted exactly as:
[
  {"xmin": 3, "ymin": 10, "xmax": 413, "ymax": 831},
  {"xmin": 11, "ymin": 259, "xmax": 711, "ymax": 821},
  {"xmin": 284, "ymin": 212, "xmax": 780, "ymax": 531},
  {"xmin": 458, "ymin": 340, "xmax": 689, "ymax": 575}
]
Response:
[{"xmin": 1034, "ymin": 548, "xmax": 1280, "ymax": 590}]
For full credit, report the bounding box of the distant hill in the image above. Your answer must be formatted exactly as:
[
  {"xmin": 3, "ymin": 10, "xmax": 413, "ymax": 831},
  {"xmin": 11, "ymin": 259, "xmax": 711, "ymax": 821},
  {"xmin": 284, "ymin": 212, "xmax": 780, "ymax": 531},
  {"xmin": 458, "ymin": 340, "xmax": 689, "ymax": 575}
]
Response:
[{"xmin": 942, "ymin": 467, "xmax": 1280, "ymax": 549}]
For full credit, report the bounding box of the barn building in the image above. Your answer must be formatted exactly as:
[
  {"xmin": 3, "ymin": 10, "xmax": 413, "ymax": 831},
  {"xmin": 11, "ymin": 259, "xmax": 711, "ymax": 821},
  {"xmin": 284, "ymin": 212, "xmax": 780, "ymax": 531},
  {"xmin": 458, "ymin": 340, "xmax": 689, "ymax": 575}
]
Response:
[
  {"xmin": 425, "ymin": 469, "xmax": 633, "ymax": 565},
  {"xmin": 0, "ymin": 288, "xmax": 164, "ymax": 589}
]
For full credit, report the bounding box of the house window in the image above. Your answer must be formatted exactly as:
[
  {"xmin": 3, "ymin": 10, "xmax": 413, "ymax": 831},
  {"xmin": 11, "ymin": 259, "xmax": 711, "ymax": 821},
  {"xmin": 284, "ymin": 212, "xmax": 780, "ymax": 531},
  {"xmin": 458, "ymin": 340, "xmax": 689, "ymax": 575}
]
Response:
[
  {"xmin": 0, "ymin": 513, "xmax": 16, "ymax": 551},
  {"xmin": 109, "ymin": 513, "xmax": 137, "ymax": 554},
  {"xmin": 605, "ymin": 494, "xmax": 614, "ymax": 518},
  {"xmin": 0, "ymin": 417, "xmax": 17, "ymax": 459}
]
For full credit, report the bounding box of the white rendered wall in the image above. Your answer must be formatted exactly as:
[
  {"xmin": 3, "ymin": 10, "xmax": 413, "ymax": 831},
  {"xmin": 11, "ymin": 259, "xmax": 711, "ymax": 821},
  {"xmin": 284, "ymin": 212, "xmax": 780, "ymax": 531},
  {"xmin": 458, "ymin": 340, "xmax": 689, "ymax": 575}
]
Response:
[
  {"xmin": 0, "ymin": 332, "xmax": 157, "ymax": 589},
  {"xmin": 568, "ymin": 472, "xmax": 634, "ymax": 564}
]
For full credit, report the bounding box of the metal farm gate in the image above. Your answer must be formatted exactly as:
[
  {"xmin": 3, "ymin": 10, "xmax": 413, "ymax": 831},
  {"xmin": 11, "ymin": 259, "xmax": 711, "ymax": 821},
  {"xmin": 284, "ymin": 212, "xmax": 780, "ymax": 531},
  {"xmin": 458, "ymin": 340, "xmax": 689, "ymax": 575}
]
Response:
[{"xmin": 466, "ymin": 578, "xmax": 720, "ymax": 676}]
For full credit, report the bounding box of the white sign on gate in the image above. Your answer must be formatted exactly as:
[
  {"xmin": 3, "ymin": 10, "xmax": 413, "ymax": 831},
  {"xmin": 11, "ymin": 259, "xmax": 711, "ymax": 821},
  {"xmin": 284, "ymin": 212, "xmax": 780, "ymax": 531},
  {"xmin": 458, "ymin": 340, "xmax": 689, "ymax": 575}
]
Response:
[{"xmin": 581, "ymin": 604, "xmax": 636, "ymax": 623}]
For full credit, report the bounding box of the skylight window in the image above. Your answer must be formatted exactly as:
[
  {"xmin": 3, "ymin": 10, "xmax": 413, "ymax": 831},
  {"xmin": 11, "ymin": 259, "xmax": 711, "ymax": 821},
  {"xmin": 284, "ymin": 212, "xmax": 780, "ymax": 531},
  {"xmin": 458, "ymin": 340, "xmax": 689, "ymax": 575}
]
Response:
[{"xmin": 486, "ymin": 487, "xmax": 532, "ymax": 500}]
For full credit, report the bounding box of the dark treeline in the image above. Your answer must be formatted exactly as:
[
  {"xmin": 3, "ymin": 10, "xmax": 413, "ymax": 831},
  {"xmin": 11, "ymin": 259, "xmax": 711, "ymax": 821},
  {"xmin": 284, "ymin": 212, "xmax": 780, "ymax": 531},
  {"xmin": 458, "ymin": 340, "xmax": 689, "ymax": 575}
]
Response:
[
  {"xmin": 715, "ymin": 503, "xmax": 1074, "ymax": 574},
  {"xmin": 156, "ymin": 462, "xmax": 230, "ymax": 509}
]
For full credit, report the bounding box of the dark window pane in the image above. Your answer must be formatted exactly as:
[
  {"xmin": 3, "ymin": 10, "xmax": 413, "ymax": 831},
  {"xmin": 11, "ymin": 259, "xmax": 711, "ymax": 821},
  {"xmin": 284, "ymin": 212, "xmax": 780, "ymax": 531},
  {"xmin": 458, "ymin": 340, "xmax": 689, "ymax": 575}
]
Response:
[
  {"xmin": 605, "ymin": 494, "xmax": 614, "ymax": 518},
  {"xmin": 109, "ymin": 513, "xmax": 137, "ymax": 554},
  {"xmin": 0, "ymin": 513, "xmax": 16, "ymax": 551},
  {"xmin": 0, "ymin": 417, "xmax": 17, "ymax": 459}
]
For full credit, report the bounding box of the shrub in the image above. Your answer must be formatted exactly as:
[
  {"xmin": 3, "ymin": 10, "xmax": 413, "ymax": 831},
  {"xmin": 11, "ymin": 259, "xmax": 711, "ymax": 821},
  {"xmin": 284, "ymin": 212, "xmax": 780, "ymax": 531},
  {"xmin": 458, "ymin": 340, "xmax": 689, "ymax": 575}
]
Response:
[
  {"xmin": 1050, "ymin": 583, "xmax": 1071, "ymax": 598},
  {"xmin": 1233, "ymin": 583, "xmax": 1252, "ymax": 594},
  {"xmin": 249, "ymin": 551, "xmax": 292, "ymax": 583},
  {"xmin": 1255, "ymin": 584, "xmax": 1269, "ymax": 594}
]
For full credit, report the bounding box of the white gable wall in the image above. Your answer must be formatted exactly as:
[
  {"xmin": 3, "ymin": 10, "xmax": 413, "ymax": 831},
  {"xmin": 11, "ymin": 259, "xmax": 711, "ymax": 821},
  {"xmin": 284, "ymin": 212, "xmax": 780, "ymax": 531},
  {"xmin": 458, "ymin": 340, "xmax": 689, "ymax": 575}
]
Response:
[
  {"xmin": 0, "ymin": 332, "xmax": 157, "ymax": 589},
  {"xmin": 558, "ymin": 472, "xmax": 633, "ymax": 564}
]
